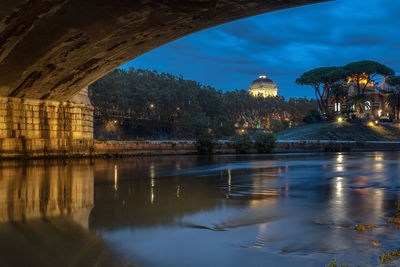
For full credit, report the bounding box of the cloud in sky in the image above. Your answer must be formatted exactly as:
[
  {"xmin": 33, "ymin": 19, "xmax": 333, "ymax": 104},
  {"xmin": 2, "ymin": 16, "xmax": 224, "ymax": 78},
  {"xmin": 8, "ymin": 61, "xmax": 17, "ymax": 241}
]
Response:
[{"xmin": 122, "ymin": 0, "xmax": 400, "ymax": 98}]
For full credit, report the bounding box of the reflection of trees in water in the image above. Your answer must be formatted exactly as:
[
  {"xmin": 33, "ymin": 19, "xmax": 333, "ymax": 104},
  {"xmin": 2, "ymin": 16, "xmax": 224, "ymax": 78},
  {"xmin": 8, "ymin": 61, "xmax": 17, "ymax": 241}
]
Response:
[
  {"xmin": 90, "ymin": 158, "xmax": 225, "ymax": 230},
  {"xmin": 90, "ymin": 156, "xmax": 283, "ymax": 230}
]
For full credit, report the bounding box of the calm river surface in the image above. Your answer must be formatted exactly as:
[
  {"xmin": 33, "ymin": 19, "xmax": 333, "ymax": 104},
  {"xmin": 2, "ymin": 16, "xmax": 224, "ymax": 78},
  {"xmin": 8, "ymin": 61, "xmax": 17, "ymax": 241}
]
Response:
[{"xmin": 1, "ymin": 152, "xmax": 400, "ymax": 266}]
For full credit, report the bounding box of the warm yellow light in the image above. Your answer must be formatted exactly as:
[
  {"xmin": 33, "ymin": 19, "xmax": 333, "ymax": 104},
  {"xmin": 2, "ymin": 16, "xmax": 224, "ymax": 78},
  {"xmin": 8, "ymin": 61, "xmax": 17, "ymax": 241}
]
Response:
[
  {"xmin": 374, "ymin": 120, "xmax": 379, "ymax": 125},
  {"xmin": 337, "ymin": 117, "xmax": 343, "ymax": 122},
  {"xmin": 114, "ymin": 165, "xmax": 118, "ymax": 191},
  {"xmin": 150, "ymin": 104, "xmax": 154, "ymax": 108},
  {"xmin": 228, "ymin": 169, "xmax": 232, "ymax": 195},
  {"xmin": 368, "ymin": 121, "xmax": 375, "ymax": 127},
  {"xmin": 347, "ymin": 73, "xmax": 374, "ymax": 87},
  {"xmin": 114, "ymin": 120, "xmax": 117, "ymax": 124},
  {"xmin": 378, "ymin": 109, "xmax": 382, "ymax": 117}
]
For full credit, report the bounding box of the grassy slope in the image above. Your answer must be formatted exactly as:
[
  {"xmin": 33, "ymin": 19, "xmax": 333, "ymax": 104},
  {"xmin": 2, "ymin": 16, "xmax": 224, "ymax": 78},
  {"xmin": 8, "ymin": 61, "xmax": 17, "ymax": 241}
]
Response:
[{"xmin": 277, "ymin": 122, "xmax": 400, "ymax": 141}]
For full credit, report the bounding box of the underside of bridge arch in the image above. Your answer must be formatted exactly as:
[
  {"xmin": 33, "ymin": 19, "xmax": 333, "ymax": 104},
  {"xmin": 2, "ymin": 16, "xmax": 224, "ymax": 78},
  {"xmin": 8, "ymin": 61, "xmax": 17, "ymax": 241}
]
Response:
[
  {"xmin": 0, "ymin": 0, "xmax": 330, "ymax": 157},
  {"xmin": 0, "ymin": 0, "xmax": 330, "ymax": 101}
]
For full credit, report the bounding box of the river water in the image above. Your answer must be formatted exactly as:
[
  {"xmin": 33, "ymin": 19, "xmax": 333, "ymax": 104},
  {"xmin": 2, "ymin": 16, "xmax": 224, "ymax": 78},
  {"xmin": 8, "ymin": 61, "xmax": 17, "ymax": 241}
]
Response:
[{"xmin": 1, "ymin": 152, "xmax": 400, "ymax": 266}]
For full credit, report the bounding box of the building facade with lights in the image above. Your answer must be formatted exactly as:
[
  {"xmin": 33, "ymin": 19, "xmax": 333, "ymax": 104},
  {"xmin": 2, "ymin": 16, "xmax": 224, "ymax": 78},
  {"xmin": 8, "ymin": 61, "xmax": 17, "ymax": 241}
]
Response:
[
  {"xmin": 327, "ymin": 74, "xmax": 395, "ymax": 119},
  {"xmin": 248, "ymin": 76, "xmax": 278, "ymax": 98}
]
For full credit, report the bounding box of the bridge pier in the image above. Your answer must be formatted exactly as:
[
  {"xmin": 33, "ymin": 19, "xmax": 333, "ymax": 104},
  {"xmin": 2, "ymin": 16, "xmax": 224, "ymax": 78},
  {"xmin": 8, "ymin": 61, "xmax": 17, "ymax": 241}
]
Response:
[{"xmin": 0, "ymin": 89, "xmax": 93, "ymax": 158}]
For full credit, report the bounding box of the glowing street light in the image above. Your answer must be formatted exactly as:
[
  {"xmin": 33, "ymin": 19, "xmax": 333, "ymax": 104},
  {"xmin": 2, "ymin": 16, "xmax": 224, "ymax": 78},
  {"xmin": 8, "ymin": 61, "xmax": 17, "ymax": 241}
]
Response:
[
  {"xmin": 368, "ymin": 120, "xmax": 379, "ymax": 126},
  {"xmin": 150, "ymin": 103, "xmax": 155, "ymax": 109},
  {"xmin": 337, "ymin": 117, "xmax": 343, "ymax": 122}
]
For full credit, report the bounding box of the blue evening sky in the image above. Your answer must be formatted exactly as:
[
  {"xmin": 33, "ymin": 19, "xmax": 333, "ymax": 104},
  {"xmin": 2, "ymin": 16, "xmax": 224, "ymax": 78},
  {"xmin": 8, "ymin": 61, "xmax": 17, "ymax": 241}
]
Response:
[{"xmin": 121, "ymin": 0, "xmax": 400, "ymax": 98}]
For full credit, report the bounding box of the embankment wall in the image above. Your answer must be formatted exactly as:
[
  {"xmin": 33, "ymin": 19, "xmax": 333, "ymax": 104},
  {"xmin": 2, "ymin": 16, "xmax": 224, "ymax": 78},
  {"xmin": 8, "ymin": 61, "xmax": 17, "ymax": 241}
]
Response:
[{"xmin": 93, "ymin": 140, "xmax": 400, "ymax": 157}]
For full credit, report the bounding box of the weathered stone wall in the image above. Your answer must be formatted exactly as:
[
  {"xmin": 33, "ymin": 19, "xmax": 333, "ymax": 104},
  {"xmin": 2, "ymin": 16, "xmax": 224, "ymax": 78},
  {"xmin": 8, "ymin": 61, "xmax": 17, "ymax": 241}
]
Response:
[
  {"xmin": 0, "ymin": 96, "xmax": 94, "ymax": 158},
  {"xmin": 94, "ymin": 141, "xmax": 200, "ymax": 156},
  {"xmin": 94, "ymin": 140, "xmax": 400, "ymax": 157}
]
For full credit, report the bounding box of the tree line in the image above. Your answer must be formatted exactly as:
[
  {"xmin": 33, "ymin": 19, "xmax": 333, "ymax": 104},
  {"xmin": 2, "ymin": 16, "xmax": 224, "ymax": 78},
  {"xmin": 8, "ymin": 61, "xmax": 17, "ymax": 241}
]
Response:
[{"xmin": 89, "ymin": 68, "xmax": 317, "ymax": 140}]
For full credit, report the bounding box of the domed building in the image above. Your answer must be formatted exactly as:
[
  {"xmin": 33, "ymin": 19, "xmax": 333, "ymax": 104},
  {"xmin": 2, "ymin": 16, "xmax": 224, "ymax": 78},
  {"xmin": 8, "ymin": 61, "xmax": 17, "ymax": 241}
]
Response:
[{"xmin": 248, "ymin": 75, "xmax": 278, "ymax": 98}]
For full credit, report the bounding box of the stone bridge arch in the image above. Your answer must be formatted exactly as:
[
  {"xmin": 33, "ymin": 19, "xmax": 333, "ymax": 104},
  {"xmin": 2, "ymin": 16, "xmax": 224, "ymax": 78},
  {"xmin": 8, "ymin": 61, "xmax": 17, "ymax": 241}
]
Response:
[{"xmin": 0, "ymin": 0, "xmax": 329, "ymax": 101}]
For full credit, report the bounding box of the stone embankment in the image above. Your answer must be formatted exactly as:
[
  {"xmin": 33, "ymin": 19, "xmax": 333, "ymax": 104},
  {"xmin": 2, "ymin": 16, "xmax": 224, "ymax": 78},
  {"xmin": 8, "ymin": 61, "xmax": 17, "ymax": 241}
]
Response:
[
  {"xmin": 2, "ymin": 138, "xmax": 400, "ymax": 159},
  {"xmin": 93, "ymin": 139, "xmax": 400, "ymax": 157}
]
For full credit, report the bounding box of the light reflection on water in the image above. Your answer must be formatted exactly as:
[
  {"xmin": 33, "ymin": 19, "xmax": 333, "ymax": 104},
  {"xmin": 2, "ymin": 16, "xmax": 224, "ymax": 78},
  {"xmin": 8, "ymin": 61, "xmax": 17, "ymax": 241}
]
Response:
[{"xmin": 1, "ymin": 152, "xmax": 400, "ymax": 266}]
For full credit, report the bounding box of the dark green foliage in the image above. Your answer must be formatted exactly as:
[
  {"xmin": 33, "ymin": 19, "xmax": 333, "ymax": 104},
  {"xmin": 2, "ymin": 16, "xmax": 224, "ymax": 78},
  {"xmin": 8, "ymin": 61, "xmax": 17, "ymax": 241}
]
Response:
[
  {"xmin": 349, "ymin": 93, "xmax": 369, "ymax": 115},
  {"xmin": 196, "ymin": 132, "xmax": 216, "ymax": 154},
  {"xmin": 89, "ymin": 68, "xmax": 318, "ymax": 140},
  {"xmin": 386, "ymin": 90, "xmax": 400, "ymax": 119},
  {"xmin": 96, "ymin": 136, "xmax": 106, "ymax": 142},
  {"xmin": 233, "ymin": 134, "xmax": 253, "ymax": 153},
  {"xmin": 303, "ymin": 109, "xmax": 323, "ymax": 123},
  {"xmin": 254, "ymin": 132, "xmax": 276, "ymax": 153},
  {"xmin": 328, "ymin": 82, "xmax": 348, "ymax": 104},
  {"xmin": 295, "ymin": 67, "xmax": 345, "ymax": 86},
  {"xmin": 344, "ymin": 60, "xmax": 394, "ymax": 78},
  {"xmin": 325, "ymin": 110, "xmax": 337, "ymax": 122},
  {"xmin": 386, "ymin": 76, "xmax": 400, "ymax": 119},
  {"xmin": 296, "ymin": 67, "xmax": 346, "ymax": 113},
  {"xmin": 286, "ymin": 97, "xmax": 318, "ymax": 126},
  {"xmin": 270, "ymin": 119, "xmax": 290, "ymax": 133},
  {"xmin": 387, "ymin": 75, "xmax": 400, "ymax": 87}
]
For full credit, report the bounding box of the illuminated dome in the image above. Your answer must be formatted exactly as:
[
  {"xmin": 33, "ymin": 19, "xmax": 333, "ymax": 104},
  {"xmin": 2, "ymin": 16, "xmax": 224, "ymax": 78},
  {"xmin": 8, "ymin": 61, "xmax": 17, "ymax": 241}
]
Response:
[{"xmin": 248, "ymin": 75, "xmax": 278, "ymax": 98}]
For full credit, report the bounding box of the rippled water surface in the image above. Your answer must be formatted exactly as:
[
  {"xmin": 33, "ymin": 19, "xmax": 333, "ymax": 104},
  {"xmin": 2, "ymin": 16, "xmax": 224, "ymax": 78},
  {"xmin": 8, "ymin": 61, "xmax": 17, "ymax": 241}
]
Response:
[{"xmin": 1, "ymin": 152, "xmax": 400, "ymax": 266}]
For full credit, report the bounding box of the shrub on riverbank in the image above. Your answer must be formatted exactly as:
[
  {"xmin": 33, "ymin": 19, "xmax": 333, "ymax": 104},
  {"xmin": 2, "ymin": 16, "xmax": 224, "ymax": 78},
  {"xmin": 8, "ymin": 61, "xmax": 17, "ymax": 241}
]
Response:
[
  {"xmin": 303, "ymin": 109, "xmax": 323, "ymax": 123},
  {"xmin": 233, "ymin": 134, "xmax": 252, "ymax": 153},
  {"xmin": 254, "ymin": 132, "xmax": 276, "ymax": 153},
  {"xmin": 196, "ymin": 132, "xmax": 216, "ymax": 154}
]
